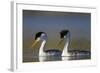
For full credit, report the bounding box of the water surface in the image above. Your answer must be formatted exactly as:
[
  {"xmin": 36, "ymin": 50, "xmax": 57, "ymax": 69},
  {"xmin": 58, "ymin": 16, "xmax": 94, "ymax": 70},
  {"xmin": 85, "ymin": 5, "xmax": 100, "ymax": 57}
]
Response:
[{"xmin": 23, "ymin": 49, "xmax": 91, "ymax": 62}]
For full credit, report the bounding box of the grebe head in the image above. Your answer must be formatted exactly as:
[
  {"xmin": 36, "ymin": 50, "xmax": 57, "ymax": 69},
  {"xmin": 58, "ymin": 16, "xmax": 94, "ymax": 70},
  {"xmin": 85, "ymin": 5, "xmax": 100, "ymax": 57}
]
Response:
[
  {"xmin": 57, "ymin": 30, "xmax": 70, "ymax": 46},
  {"xmin": 31, "ymin": 32, "xmax": 47, "ymax": 48},
  {"xmin": 35, "ymin": 32, "xmax": 47, "ymax": 41},
  {"xmin": 60, "ymin": 30, "xmax": 70, "ymax": 39}
]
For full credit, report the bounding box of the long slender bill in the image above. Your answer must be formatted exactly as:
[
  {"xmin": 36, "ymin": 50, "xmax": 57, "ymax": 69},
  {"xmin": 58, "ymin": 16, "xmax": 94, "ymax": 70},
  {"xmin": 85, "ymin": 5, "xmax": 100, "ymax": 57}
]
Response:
[
  {"xmin": 31, "ymin": 38, "xmax": 40, "ymax": 48},
  {"xmin": 57, "ymin": 39, "xmax": 64, "ymax": 46}
]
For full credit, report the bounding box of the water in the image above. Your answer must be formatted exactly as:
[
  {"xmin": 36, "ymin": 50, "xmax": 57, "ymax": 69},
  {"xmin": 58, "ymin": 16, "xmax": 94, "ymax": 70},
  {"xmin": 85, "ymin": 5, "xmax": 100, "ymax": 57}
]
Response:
[
  {"xmin": 23, "ymin": 48, "xmax": 90, "ymax": 62},
  {"xmin": 23, "ymin": 55, "xmax": 91, "ymax": 62}
]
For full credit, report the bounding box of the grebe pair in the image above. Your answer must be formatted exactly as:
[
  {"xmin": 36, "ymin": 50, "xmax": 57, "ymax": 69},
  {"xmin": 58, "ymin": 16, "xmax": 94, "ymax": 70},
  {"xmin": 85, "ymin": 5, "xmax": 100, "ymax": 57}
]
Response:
[{"xmin": 31, "ymin": 30, "xmax": 90, "ymax": 61}]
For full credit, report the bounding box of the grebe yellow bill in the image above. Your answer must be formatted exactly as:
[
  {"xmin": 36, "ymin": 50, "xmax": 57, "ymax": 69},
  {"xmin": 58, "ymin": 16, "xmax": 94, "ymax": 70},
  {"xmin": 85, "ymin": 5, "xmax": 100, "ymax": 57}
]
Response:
[{"xmin": 31, "ymin": 37, "xmax": 40, "ymax": 48}]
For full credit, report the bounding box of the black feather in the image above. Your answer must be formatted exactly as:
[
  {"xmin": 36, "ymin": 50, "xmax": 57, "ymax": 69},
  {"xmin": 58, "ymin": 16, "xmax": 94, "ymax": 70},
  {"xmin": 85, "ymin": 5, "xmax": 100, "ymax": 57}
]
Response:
[
  {"xmin": 60, "ymin": 30, "xmax": 69, "ymax": 38},
  {"xmin": 35, "ymin": 32, "xmax": 45, "ymax": 40}
]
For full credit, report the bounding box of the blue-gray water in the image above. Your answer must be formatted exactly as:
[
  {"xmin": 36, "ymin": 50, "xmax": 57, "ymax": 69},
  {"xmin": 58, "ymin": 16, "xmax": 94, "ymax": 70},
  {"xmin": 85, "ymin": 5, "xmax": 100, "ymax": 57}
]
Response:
[
  {"xmin": 23, "ymin": 10, "xmax": 91, "ymax": 63},
  {"xmin": 23, "ymin": 10, "xmax": 91, "ymax": 50},
  {"xmin": 23, "ymin": 55, "xmax": 90, "ymax": 62}
]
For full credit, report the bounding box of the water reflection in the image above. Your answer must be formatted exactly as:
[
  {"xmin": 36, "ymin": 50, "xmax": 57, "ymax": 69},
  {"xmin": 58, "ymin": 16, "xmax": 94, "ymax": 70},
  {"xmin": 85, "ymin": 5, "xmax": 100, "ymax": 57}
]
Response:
[{"xmin": 23, "ymin": 54, "xmax": 91, "ymax": 62}]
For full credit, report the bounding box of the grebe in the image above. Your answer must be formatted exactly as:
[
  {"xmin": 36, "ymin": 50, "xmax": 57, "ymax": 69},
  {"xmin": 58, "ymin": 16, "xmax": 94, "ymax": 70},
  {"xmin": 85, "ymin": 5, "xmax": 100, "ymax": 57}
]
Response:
[{"xmin": 58, "ymin": 30, "xmax": 90, "ymax": 60}]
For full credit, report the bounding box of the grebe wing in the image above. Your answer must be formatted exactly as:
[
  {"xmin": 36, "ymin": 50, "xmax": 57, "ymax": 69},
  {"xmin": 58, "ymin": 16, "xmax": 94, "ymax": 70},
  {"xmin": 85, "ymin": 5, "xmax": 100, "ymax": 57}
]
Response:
[
  {"xmin": 68, "ymin": 50, "xmax": 90, "ymax": 56},
  {"xmin": 44, "ymin": 49, "xmax": 62, "ymax": 56}
]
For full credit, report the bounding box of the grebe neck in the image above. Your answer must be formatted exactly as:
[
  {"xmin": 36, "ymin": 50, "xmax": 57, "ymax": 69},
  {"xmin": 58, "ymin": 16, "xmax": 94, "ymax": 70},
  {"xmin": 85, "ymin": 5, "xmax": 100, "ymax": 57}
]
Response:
[
  {"xmin": 39, "ymin": 40, "xmax": 46, "ymax": 56},
  {"xmin": 62, "ymin": 37, "xmax": 70, "ymax": 56}
]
